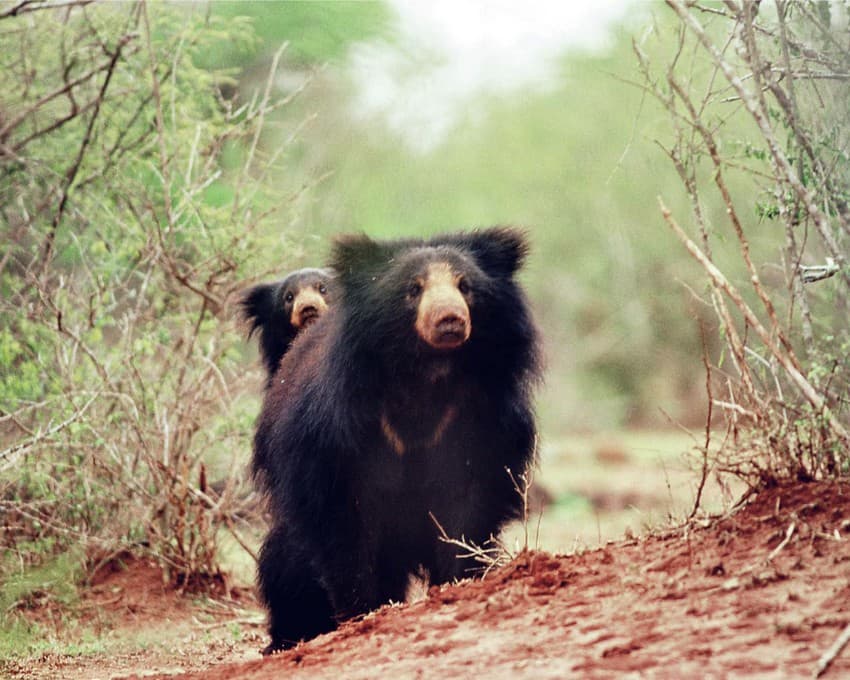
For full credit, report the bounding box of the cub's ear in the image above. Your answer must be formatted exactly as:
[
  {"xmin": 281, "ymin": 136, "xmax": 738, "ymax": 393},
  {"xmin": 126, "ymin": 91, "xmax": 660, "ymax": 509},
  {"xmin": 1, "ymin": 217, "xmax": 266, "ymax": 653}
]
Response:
[
  {"xmin": 330, "ymin": 234, "xmax": 390, "ymax": 276},
  {"xmin": 240, "ymin": 282, "xmax": 278, "ymax": 338},
  {"xmin": 465, "ymin": 226, "xmax": 529, "ymax": 277}
]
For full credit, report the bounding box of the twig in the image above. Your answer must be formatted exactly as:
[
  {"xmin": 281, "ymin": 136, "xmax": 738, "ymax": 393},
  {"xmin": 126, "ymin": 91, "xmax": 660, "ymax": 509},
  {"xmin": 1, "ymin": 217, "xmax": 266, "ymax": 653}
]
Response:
[
  {"xmin": 505, "ymin": 465, "xmax": 532, "ymax": 551},
  {"xmin": 1, "ymin": 59, "xmax": 115, "ymax": 143},
  {"xmin": 666, "ymin": 63, "xmax": 798, "ymax": 368},
  {"xmin": 140, "ymin": 0, "xmax": 174, "ymax": 234},
  {"xmin": 0, "ymin": 0, "xmax": 93, "ymax": 20},
  {"xmin": 196, "ymin": 615, "xmax": 265, "ymax": 630},
  {"xmin": 231, "ymin": 41, "xmax": 288, "ymax": 222},
  {"xmin": 765, "ymin": 521, "xmax": 795, "ymax": 563},
  {"xmin": 800, "ymin": 259, "xmax": 840, "ymax": 284},
  {"xmin": 690, "ymin": 319, "xmax": 713, "ymax": 519},
  {"xmin": 665, "ymin": 0, "xmax": 848, "ymax": 284},
  {"xmin": 0, "ymin": 391, "xmax": 100, "ymax": 469},
  {"xmin": 635, "ymin": 29, "xmax": 761, "ymax": 403},
  {"xmin": 428, "ymin": 512, "xmax": 506, "ymax": 575},
  {"xmin": 712, "ymin": 400, "xmax": 756, "ymax": 417},
  {"xmin": 815, "ymin": 621, "xmax": 850, "ymax": 678},
  {"xmin": 223, "ymin": 512, "xmax": 258, "ymax": 563}
]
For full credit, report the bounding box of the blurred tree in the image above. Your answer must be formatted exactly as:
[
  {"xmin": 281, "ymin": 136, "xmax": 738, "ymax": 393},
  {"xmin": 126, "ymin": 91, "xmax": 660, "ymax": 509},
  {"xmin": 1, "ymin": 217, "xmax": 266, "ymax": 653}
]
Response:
[{"xmin": 198, "ymin": 0, "xmax": 392, "ymax": 69}]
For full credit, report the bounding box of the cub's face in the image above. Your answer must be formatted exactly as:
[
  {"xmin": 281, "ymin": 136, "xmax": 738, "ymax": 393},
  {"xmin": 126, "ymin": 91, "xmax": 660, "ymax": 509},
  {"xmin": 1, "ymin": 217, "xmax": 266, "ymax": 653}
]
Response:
[{"xmin": 281, "ymin": 270, "xmax": 334, "ymax": 331}]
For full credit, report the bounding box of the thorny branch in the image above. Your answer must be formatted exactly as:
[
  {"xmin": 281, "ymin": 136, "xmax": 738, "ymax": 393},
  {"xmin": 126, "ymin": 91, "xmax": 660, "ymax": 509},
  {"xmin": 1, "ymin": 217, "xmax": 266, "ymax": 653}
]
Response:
[{"xmin": 666, "ymin": 0, "xmax": 849, "ymax": 285}]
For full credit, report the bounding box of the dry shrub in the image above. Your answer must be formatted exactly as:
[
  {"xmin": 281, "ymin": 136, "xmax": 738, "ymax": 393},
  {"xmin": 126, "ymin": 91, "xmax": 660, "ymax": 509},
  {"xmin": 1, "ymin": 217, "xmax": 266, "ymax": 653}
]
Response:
[
  {"xmin": 636, "ymin": 0, "xmax": 850, "ymax": 491},
  {"xmin": 1, "ymin": 1, "xmax": 299, "ymax": 586}
]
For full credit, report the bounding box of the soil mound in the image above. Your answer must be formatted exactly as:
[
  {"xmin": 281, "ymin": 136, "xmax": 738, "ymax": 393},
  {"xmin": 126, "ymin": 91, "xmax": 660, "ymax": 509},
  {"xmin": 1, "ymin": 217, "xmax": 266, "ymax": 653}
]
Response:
[{"xmin": 141, "ymin": 479, "xmax": 850, "ymax": 679}]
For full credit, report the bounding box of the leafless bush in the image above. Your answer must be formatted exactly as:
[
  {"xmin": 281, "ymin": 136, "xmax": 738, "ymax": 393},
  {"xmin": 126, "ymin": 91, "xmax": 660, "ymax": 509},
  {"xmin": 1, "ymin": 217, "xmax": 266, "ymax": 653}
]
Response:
[
  {"xmin": 1, "ymin": 1, "xmax": 299, "ymax": 586},
  {"xmin": 636, "ymin": 0, "xmax": 849, "ymax": 487}
]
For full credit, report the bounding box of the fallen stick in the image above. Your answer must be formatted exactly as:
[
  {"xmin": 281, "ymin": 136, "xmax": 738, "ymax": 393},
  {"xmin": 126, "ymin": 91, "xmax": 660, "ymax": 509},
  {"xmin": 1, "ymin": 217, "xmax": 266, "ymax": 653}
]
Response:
[
  {"xmin": 815, "ymin": 621, "xmax": 850, "ymax": 678},
  {"xmin": 766, "ymin": 522, "xmax": 795, "ymax": 563}
]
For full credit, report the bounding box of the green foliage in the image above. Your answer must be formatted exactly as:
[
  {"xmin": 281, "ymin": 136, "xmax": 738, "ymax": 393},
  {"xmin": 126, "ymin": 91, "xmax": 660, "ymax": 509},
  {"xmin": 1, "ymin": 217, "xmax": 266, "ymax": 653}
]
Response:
[
  {"xmin": 0, "ymin": 2, "xmax": 302, "ymax": 588},
  {"xmin": 0, "ymin": 324, "xmax": 53, "ymax": 404},
  {"xmin": 0, "ymin": 549, "xmax": 83, "ymax": 615},
  {"xmin": 0, "ymin": 548, "xmax": 86, "ymax": 657},
  {"xmin": 198, "ymin": 0, "xmax": 392, "ymax": 69}
]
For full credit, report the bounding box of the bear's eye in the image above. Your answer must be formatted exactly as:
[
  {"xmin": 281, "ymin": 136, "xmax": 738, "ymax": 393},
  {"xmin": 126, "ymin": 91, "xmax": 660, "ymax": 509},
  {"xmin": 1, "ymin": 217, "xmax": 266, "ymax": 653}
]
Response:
[
  {"xmin": 284, "ymin": 291, "xmax": 294, "ymax": 303},
  {"xmin": 407, "ymin": 281, "xmax": 423, "ymax": 299},
  {"xmin": 318, "ymin": 284, "xmax": 327, "ymax": 295},
  {"xmin": 457, "ymin": 277, "xmax": 470, "ymax": 295}
]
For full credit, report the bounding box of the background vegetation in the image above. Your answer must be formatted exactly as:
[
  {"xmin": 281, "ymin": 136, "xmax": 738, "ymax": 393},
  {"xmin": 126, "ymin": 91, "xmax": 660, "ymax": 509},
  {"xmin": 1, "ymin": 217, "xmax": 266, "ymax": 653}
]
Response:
[{"xmin": 1, "ymin": 0, "xmax": 847, "ymax": 653}]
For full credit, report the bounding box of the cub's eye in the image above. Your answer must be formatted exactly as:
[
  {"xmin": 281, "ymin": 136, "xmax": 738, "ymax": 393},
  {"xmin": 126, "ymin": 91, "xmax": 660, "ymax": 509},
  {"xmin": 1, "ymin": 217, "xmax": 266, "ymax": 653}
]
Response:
[
  {"xmin": 407, "ymin": 281, "xmax": 423, "ymax": 299},
  {"xmin": 284, "ymin": 291, "xmax": 294, "ymax": 303},
  {"xmin": 318, "ymin": 284, "xmax": 327, "ymax": 295},
  {"xmin": 457, "ymin": 277, "xmax": 470, "ymax": 295}
]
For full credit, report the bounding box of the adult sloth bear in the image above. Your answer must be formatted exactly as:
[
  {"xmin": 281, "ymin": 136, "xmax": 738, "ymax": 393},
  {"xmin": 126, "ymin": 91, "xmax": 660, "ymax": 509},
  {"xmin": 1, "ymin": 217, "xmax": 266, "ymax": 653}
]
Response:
[
  {"xmin": 254, "ymin": 227, "xmax": 541, "ymax": 654},
  {"xmin": 240, "ymin": 268, "xmax": 336, "ymax": 387}
]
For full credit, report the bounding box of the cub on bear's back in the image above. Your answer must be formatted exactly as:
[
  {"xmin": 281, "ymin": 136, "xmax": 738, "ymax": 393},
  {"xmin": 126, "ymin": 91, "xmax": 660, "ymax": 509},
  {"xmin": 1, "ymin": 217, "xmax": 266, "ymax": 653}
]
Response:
[
  {"xmin": 240, "ymin": 268, "xmax": 336, "ymax": 387},
  {"xmin": 254, "ymin": 227, "xmax": 542, "ymax": 654}
]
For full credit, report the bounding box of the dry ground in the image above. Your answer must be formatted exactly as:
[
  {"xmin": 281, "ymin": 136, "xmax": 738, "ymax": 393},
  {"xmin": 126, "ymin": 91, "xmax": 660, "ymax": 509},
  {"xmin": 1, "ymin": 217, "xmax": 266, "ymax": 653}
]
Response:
[{"xmin": 4, "ymin": 479, "xmax": 849, "ymax": 679}]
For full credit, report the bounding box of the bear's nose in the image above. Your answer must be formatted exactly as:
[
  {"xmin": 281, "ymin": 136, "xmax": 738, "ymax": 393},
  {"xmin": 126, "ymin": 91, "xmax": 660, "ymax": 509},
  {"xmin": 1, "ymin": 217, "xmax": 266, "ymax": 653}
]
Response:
[
  {"xmin": 436, "ymin": 313, "xmax": 466, "ymax": 335},
  {"xmin": 292, "ymin": 289, "xmax": 329, "ymax": 328},
  {"xmin": 295, "ymin": 304, "xmax": 320, "ymax": 327},
  {"xmin": 430, "ymin": 309, "xmax": 470, "ymax": 349},
  {"xmin": 414, "ymin": 262, "xmax": 472, "ymax": 350}
]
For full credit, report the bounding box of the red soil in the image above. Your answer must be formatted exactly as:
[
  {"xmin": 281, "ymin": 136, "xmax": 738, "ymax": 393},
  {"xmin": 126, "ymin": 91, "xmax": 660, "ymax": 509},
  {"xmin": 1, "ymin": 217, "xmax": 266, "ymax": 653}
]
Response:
[{"xmin": 135, "ymin": 479, "xmax": 850, "ymax": 679}]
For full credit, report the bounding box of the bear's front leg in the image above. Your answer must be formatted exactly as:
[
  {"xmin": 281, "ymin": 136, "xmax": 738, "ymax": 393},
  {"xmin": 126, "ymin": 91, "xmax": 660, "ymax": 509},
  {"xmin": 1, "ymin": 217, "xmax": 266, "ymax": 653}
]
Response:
[
  {"xmin": 257, "ymin": 523, "xmax": 336, "ymax": 654},
  {"xmin": 309, "ymin": 521, "xmax": 385, "ymax": 623}
]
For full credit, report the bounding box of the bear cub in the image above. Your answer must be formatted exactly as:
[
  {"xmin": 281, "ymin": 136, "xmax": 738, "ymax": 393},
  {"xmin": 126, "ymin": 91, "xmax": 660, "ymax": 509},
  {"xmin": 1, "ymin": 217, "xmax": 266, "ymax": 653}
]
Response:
[
  {"xmin": 241, "ymin": 268, "xmax": 336, "ymax": 386},
  {"xmin": 253, "ymin": 228, "xmax": 541, "ymax": 654}
]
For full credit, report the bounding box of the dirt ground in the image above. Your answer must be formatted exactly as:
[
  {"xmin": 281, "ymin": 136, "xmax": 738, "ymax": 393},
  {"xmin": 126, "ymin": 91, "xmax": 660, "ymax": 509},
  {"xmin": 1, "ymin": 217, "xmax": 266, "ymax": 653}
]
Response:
[
  {"xmin": 1, "ymin": 556, "xmax": 265, "ymax": 680},
  {"xmin": 5, "ymin": 479, "xmax": 849, "ymax": 680}
]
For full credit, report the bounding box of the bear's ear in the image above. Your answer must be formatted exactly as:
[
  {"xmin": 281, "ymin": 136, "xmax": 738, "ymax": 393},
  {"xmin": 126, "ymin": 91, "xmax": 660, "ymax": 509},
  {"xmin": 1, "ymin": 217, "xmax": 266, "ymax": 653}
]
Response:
[
  {"xmin": 330, "ymin": 234, "xmax": 390, "ymax": 276},
  {"xmin": 464, "ymin": 226, "xmax": 529, "ymax": 278},
  {"xmin": 240, "ymin": 282, "xmax": 278, "ymax": 337}
]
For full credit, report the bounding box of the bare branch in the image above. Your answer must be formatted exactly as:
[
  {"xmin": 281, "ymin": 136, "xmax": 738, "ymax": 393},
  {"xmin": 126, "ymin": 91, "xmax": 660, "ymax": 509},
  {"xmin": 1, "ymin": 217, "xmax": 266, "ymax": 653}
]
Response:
[
  {"xmin": 1, "ymin": 57, "xmax": 113, "ymax": 143},
  {"xmin": 660, "ymin": 198, "xmax": 850, "ymax": 444},
  {"xmin": 0, "ymin": 0, "xmax": 93, "ymax": 20},
  {"xmin": 36, "ymin": 33, "xmax": 133, "ymax": 279},
  {"xmin": 0, "ymin": 391, "xmax": 100, "ymax": 470},
  {"xmin": 666, "ymin": 0, "xmax": 848, "ymax": 281}
]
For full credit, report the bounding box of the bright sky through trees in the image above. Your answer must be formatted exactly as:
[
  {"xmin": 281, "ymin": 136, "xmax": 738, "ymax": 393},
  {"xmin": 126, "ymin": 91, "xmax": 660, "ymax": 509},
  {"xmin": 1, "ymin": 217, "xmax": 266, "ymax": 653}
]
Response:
[{"xmin": 349, "ymin": 0, "xmax": 638, "ymax": 151}]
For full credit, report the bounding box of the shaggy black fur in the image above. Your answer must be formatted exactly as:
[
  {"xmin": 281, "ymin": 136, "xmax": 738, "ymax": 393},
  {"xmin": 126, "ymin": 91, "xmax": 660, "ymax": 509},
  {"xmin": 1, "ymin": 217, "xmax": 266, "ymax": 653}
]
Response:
[{"xmin": 253, "ymin": 228, "xmax": 541, "ymax": 654}]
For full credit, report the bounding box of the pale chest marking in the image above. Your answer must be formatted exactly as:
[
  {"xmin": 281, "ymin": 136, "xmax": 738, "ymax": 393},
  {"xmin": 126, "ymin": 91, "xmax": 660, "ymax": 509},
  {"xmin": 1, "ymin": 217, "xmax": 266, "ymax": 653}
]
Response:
[{"xmin": 380, "ymin": 404, "xmax": 458, "ymax": 457}]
